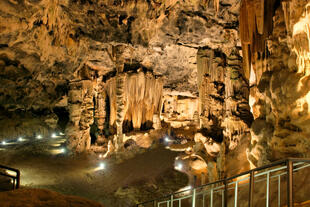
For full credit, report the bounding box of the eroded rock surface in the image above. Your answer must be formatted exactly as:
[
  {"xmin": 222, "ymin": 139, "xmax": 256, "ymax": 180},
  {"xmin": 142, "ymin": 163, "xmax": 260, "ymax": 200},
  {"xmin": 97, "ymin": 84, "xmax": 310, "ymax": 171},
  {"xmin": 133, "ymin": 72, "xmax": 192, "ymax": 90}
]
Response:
[{"xmin": 241, "ymin": 0, "xmax": 310, "ymax": 167}]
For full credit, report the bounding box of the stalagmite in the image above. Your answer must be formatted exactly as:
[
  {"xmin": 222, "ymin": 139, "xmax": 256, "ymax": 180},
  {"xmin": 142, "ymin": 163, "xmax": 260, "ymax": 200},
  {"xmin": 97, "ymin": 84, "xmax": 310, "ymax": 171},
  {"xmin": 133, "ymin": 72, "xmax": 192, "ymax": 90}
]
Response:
[
  {"xmin": 66, "ymin": 80, "xmax": 94, "ymax": 152},
  {"xmin": 94, "ymin": 89, "xmax": 107, "ymax": 144}
]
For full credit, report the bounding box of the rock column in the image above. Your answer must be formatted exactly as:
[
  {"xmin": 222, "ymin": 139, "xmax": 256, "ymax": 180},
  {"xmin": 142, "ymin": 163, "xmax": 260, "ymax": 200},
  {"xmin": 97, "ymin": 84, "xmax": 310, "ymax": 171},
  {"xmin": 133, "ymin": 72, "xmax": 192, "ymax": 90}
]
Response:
[
  {"xmin": 66, "ymin": 80, "xmax": 94, "ymax": 152},
  {"xmin": 94, "ymin": 90, "xmax": 106, "ymax": 144},
  {"xmin": 114, "ymin": 45, "xmax": 126, "ymax": 151}
]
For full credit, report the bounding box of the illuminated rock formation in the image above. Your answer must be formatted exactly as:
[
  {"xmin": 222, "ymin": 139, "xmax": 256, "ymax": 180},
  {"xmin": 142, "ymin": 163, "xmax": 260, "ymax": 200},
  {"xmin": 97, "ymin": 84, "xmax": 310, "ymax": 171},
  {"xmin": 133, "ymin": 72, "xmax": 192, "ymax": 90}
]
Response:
[
  {"xmin": 161, "ymin": 94, "xmax": 199, "ymax": 128},
  {"xmin": 197, "ymin": 47, "xmax": 252, "ymax": 178},
  {"xmin": 2, "ymin": 0, "xmax": 309, "ymax": 190},
  {"xmin": 106, "ymin": 71, "xmax": 163, "ymax": 133},
  {"xmin": 241, "ymin": 0, "xmax": 310, "ymax": 167},
  {"xmin": 66, "ymin": 80, "xmax": 94, "ymax": 152}
]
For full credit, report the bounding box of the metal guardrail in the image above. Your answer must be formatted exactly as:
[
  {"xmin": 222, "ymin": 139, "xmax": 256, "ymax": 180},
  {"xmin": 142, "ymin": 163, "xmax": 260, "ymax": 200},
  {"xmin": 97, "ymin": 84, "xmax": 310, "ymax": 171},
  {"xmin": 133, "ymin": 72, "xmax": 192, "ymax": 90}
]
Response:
[
  {"xmin": 136, "ymin": 158, "xmax": 310, "ymax": 207},
  {"xmin": 0, "ymin": 164, "xmax": 20, "ymax": 190}
]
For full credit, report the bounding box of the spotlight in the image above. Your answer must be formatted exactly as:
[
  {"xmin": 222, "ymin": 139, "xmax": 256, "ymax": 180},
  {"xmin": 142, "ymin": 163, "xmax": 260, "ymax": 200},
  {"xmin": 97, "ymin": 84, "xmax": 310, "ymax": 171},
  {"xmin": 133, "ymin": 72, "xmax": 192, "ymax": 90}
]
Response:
[
  {"xmin": 59, "ymin": 132, "xmax": 65, "ymax": 136},
  {"xmin": 99, "ymin": 154, "xmax": 103, "ymax": 158},
  {"xmin": 175, "ymin": 163, "xmax": 183, "ymax": 170},
  {"xmin": 36, "ymin": 135, "xmax": 42, "ymax": 139},
  {"xmin": 18, "ymin": 137, "xmax": 24, "ymax": 142},
  {"xmin": 164, "ymin": 136, "xmax": 170, "ymax": 142},
  {"xmin": 1, "ymin": 141, "xmax": 6, "ymax": 145},
  {"xmin": 51, "ymin": 133, "xmax": 57, "ymax": 138},
  {"xmin": 99, "ymin": 162, "xmax": 105, "ymax": 170},
  {"xmin": 60, "ymin": 148, "xmax": 66, "ymax": 153}
]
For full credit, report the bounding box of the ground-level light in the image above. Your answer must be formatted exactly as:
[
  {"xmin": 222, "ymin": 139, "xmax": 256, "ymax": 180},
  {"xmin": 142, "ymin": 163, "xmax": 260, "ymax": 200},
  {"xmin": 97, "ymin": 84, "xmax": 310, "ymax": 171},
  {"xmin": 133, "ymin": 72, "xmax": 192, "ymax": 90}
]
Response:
[
  {"xmin": 18, "ymin": 137, "xmax": 24, "ymax": 142},
  {"xmin": 175, "ymin": 163, "xmax": 183, "ymax": 170},
  {"xmin": 164, "ymin": 136, "xmax": 170, "ymax": 143},
  {"xmin": 51, "ymin": 133, "xmax": 57, "ymax": 138},
  {"xmin": 99, "ymin": 162, "xmax": 105, "ymax": 170},
  {"xmin": 36, "ymin": 135, "xmax": 42, "ymax": 139},
  {"xmin": 1, "ymin": 141, "xmax": 6, "ymax": 145}
]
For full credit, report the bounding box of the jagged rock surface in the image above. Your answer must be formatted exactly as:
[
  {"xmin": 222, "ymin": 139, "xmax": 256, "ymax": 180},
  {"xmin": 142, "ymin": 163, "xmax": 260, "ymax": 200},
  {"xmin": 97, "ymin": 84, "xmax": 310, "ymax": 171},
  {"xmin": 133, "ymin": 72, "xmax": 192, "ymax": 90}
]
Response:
[
  {"xmin": 0, "ymin": 0, "xmax": 241, "ymax": 145},
  {"xmin": 242, "ymin": 0, "xmax": 310, "ymax": 167},
  {"xmin": 197, "ymin": 47, "xmax": 252, "ymax": 179}
]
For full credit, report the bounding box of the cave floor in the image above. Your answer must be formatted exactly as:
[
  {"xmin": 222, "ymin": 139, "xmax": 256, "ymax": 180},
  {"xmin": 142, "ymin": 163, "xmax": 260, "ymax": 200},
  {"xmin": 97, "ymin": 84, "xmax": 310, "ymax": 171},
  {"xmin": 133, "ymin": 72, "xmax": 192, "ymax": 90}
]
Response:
[{"xmin": 0, "ymin": 135, "xmax": 185, "ymax": 206}]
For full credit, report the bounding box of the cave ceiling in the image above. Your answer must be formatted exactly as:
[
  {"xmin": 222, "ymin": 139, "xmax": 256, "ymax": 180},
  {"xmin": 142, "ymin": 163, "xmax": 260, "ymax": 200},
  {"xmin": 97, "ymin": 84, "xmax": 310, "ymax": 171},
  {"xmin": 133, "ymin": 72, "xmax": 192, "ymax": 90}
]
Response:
[{"xmin": 0, "ymin": 0, "xmax": 240, "ymax": 110}]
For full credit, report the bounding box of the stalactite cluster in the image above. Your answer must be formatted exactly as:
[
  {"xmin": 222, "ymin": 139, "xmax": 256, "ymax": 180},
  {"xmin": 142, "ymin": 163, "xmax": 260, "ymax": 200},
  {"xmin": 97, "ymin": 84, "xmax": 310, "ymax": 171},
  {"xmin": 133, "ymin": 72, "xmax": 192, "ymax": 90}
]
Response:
[
  {"xmin": 239, "ymin": 0, "xmax": 277, "ymax": 80},
  {"xmin": 196, "ymin": 47, "xmax": 252, "ymax": 179},
  {"xmin": 106, "ymin": 71, "xmax": 163, "ymax": 132},
  {"xmin": 244, "ymin": 0, "xmax": 310, "ymax": 167}
]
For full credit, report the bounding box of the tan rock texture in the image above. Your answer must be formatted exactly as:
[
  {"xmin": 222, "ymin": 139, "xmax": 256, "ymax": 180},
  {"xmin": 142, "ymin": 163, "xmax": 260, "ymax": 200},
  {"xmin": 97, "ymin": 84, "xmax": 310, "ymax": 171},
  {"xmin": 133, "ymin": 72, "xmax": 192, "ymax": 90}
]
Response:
[
  {"xmin": 0, "ymin": 0, "xmax": 242, "ymax": 152},
  {"xmin": 241, "ymin": 0, "xmax": 310, "ymax": 167}
]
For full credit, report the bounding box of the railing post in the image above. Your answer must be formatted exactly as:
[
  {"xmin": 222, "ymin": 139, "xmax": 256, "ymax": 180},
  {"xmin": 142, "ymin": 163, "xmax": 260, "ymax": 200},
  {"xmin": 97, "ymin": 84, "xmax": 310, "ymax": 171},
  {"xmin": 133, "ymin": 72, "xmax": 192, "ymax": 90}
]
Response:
[
  {"xmin": 234, "ymin": 181, "xmax": 238, "ymax": 207},
  {"xmin": 170, "ymin": 194, "xmax": 173, "ymax": 207},
  {"xmin": 224, "ymin": 180, "xmax": 228, "ymax": 207},
  {"xmin": 222, "ymin": 190, "xmax": 224, "ymax": 207},
  {"xmin": 202, "ymin": 193, "xmax": 205, "ymax": 207},
  {"xmin": 16, "ymin": 170, "xmax": 20, "ymax": 189},
  {"xmin": 153, "ymin": 200, "xmax": 156, "ymax": 207},
  {"xmin": 266, "ymin": 172, "xmax": 270, "ymax": 207},
  {"xmin": 287, "ymin": 160, "xmax": 293, "ymax": 207},
  {"xmin": 210, "ymin": 188, "xmax": 213, "ymax": 207},
  {"xmin": 249, "ymin": 171, "xmax": 254, "ymax": 207},
  {"xmin": 192, "ymin": 188, "xmax": 196, "ymax": 207},
  {"xmin": 278, "ymin": 175, "xmax": 281, "ymax": 207}
]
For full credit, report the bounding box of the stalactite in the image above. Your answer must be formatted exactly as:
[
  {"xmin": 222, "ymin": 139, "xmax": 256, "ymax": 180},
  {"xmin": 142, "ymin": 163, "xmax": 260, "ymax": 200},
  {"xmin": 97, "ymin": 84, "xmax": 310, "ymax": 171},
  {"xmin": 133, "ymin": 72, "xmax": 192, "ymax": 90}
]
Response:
[
  {"xmin": 214, "ymin": 0, "xmax": 220, "ymax": 14},
  {"xmin": 255, "ymin": 0, "xmax": 264, "ymax": 35},
  {"xmin": 106, "ymin": 71, "xmax": 163, "ymax": 133},
  {"xmin": 240, "ymin": 0, "xmax": 277, "ymax": 80},
  {"xmin": 282, "ymin": 1, "xmax": 291, "ymax": 35}
]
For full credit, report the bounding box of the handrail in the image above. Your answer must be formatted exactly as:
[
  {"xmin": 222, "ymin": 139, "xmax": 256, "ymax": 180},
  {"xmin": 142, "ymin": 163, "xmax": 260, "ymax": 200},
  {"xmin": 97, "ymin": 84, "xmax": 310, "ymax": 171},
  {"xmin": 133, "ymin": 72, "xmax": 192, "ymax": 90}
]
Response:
[
  {"xmin": 136, "ymin": 158, "xmax": 310, "ymax": 207},
  {"xmin": 0, "ymin": 164, "xmax": 20, "ymax": 190}
]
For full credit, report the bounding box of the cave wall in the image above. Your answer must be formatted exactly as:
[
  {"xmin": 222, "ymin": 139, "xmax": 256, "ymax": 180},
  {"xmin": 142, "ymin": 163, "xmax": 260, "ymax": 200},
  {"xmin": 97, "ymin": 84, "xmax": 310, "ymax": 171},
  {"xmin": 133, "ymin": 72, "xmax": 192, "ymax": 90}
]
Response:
[
  {"xmin": 161, "ymin": 94, "xmax": 199, "ymax": 128},
  {"xmin": 0, "ymin": 0, "xmax": 240, "ymax": 146},
  {"xmin": 240, "ymin": 0, "xmax": 310, "ymax": 167},
  {"xmin": 196, "ymin": 47, "xmax": 252, "ymax": 179}
]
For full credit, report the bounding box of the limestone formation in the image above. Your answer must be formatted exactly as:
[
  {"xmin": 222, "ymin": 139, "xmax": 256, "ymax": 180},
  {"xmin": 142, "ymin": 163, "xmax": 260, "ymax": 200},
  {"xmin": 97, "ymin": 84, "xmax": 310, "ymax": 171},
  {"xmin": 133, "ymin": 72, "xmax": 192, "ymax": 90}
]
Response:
[
  {"xmin": 241, "ymin": 0, "xmax": 310, "ymax": 167},
  {"xmin": 66, "ymin": 80, "xmax": 94, "ymax": 152},
  {"xmin": 197, "ymin": 47, "xmax": 252, "ymax": 178},
  {"xmin": 161, "ymin": 94, "xmax": 199, "ymax": 128},
  {"xmin": 2, "ymin": 0, "xmax": 309, "ymax": 195}
]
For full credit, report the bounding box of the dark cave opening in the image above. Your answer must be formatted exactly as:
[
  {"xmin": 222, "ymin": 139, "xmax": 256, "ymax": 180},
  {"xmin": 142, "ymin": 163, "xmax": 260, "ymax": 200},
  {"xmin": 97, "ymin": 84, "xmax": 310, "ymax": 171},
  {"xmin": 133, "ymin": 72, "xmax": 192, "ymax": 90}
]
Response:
[
  {"xmin": 90, "ymin": 96, "xmax": 98, "ymax": 144},
  {"xmin": 104, "ymin": 95, "xmax": 111, "ymax": 137},
  {"xmin": 90, "ymin": 122, "xmax": 99, "ymax": 144},
  {"xmin": 53, "ymin": 107, "xmax": 69, "ymax": 131}
]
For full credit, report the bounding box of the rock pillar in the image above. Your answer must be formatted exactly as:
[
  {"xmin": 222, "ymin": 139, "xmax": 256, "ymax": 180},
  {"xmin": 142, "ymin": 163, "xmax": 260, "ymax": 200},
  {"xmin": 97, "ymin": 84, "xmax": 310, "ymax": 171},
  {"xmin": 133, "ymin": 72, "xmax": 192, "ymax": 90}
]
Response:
[{"xmin": 66, "ymin": 80, "xmax": 94, "ymax": 152}]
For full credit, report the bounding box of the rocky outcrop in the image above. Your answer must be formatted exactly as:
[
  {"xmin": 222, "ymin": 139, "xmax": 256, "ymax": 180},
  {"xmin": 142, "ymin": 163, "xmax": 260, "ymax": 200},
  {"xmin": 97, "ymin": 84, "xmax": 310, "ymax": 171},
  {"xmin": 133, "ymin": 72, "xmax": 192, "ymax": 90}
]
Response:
[
  {"xmin": 241, "ymin": 0, "xmax": 310, "ymax": 167},
  {"xmin": 0, "ymin": 0, "xmax": 242, "ymax": 150},
  {"xmin": 66, "ymin": 80, "xmax": 94, "ymax": 152},
  {"xmin": 161, "ymin": 93, "xmax": 199, "ymax": 128},
  {"xmin": 197, "ymin": 47, "xmax": 252, "ymax": 178}
]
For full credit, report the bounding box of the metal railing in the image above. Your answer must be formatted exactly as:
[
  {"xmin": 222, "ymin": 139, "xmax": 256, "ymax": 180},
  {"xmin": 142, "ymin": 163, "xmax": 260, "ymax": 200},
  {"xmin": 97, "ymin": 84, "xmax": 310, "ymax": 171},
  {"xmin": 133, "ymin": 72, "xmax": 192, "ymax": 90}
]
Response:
[
  {"xmin": 0, "ymin": 164, "xmax": 20, "ymax": 190},
  {"xmin": 136, "ymin": 158, "xmax": 310, "ymax": 207}
]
